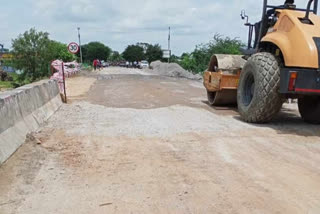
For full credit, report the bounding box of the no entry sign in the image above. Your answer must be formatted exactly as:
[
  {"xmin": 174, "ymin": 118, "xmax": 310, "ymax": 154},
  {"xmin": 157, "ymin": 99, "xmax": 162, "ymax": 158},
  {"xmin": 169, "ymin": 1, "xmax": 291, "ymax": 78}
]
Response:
[{"xmin": 68, "ymin": 42, "xmax": 79, "ymax": 54}]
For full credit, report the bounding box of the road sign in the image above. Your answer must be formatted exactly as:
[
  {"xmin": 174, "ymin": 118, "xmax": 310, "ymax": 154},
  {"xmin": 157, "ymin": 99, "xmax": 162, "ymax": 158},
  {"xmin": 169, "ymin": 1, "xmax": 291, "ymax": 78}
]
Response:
[
  {"xmin": 163, "ymin": 49, "xmax": 171, "ymax": 59},
  {"xmin": 68, "ymin": 42, "xmax": 79, "ymax": 54}
]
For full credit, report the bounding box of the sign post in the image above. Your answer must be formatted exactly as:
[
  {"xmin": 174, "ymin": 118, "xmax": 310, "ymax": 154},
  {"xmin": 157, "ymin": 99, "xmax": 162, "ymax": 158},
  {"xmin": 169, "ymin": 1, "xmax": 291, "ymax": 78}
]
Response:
[
  {"xmin": 168, "ymin": 27, "xmax": 171, "ymax": 63},
  {"xmin": 62, "ymin": 42, "xmax": 79, "ymax": 103},
  {"xmin": 77, "ymin": 28, "xmax": 83, "ymax": 64},
  {"xmin": 61, "ymin": 62, "xmax": 67, "ymax": 103}
]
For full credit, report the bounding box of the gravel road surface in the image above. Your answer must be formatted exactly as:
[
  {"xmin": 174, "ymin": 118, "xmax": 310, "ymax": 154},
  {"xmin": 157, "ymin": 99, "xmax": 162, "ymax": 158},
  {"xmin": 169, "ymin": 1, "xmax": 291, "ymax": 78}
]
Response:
[{"xmin": 1, "ymin": 67, "xmax": 320, "ymax": 214}]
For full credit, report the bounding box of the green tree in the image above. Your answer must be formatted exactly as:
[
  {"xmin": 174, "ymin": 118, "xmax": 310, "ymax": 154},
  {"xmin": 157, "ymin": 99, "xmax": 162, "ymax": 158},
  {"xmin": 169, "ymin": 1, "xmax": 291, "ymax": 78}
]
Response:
[
  {"xmin": 136, "ymin": 42, "xmax": 149, "ymax": 53},
  {"xmin": 81, "ymin": 42, "xmax": 111, "ymax": 63},
  {"xmin": 47, "ymin": 41, "xmax": 75, "ymax": 62},
  {"xmin": 11, "ymin": 28, "xmax": 51, "ymax": 81},
  {"xmin": 145, "ymin": 44, "xmax": 163, "ymax": 63},
  {"xmin": 122, "ymin": 45, "xmax": 145, "ymax": 62},
  {"xmin": 11, "ymin": 28, "xmax": 76, "ymax": 82},
  {"xmin": 109, "ymin": 51, "xmax": 123, "ymax": 62},
  {"xmin": 168, "ymin": 54, "xmax": 180, "ymax": 63}
]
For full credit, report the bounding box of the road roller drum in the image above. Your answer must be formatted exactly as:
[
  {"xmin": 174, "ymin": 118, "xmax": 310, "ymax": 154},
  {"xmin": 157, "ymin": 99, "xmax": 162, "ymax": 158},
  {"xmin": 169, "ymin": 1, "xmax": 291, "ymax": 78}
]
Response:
[{"xmin": 204, "ymin": 54, "xmax": 246, "ymax": 105}]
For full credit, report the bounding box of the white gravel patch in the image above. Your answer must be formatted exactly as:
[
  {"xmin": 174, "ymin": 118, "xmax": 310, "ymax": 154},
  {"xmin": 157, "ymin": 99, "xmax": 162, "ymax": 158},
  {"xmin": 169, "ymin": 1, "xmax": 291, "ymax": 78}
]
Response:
[
  {"xmin": 189, "ymin": 82, "xmax": 204, "ymax": 89},
  {"xmin": 98, "ymin": 67, "xmax": 155, "ymax": 76},
  {"xmin": 95, "ymin": 64, "xmax": 203, "ymax": 81},
  {"xmin": 47, "ymin": 101, "xmax": 259, "ymax": 138},
  {"xmin": 160, "ymin": 81, "xmax": 180, "ymax": 86}
]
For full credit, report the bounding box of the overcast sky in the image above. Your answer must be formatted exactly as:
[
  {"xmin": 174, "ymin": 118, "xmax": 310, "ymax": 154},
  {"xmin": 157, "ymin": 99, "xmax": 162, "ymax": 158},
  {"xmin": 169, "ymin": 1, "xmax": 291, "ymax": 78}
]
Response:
[{"xmin": 1, "ymin": 0, "xmax": 314, "ymax": 55}]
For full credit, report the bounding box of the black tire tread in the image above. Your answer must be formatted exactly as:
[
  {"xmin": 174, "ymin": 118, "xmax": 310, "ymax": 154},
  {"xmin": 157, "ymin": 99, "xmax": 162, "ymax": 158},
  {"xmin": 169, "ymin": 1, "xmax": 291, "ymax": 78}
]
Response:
[{"xmin": 238, "ymin": 52, "xmax": 283, "ymax": 123}]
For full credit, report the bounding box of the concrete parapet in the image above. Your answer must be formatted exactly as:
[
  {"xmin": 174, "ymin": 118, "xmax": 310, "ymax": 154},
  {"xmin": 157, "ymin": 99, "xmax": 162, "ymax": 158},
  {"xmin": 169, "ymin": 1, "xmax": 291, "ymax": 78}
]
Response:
[{"xmin": 0, "ymin": 80, "xmax": 62, "ymax": 164}]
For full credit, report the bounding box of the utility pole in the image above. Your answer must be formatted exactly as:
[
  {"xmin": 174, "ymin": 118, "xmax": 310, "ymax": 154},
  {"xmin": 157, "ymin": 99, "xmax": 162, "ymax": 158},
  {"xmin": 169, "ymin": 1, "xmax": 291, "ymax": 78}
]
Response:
[
  {"xmin": 168, "ymin": 27, "xmax": 171, "ymax": 63},
  {"xmin": 77, "ymin": 27, "xmax": 83, "ymax": 64},
  {"xmin": 0, "ymin": 44, "xmax": 3, "ymax": 65}
]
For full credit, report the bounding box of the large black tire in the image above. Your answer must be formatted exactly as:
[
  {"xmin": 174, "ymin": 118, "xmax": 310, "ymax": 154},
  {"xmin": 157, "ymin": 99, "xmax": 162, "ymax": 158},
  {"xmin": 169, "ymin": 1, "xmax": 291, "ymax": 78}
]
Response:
[
  {"xmin": 237, "ymin": 52, "xmax": 284, "ymax": 123},
  {"xmin": 298, "ymin": 96, "xmax": 320, "ymax": 124}
]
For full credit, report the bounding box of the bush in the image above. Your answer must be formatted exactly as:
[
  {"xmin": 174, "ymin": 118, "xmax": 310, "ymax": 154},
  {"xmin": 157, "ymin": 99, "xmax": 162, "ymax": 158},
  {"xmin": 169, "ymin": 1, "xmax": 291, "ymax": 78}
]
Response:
[
  {"xmin": 0, "ymin": 71, "xmax": 8, "ymax": 81},
  {"xmin": 6, "ymin": 76, "xmax": 13, "ymax": 81},
  {"xmin": 179, "ymin": 34, "xmax": 244, "ymax": 74}
]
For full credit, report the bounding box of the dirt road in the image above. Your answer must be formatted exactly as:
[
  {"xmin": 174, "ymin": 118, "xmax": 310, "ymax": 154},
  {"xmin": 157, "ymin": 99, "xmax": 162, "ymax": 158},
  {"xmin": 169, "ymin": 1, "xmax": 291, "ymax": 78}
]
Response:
[{"xmin": 1, "ymin": 67, "xmax": 320, "ymax": 214}]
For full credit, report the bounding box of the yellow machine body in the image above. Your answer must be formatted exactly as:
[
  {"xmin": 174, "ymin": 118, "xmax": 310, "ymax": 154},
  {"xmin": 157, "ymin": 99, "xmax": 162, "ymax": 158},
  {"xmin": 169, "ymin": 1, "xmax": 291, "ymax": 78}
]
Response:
[{"xmin": 262, "ymin": 9, "xmax": 320, "ymax": 68}]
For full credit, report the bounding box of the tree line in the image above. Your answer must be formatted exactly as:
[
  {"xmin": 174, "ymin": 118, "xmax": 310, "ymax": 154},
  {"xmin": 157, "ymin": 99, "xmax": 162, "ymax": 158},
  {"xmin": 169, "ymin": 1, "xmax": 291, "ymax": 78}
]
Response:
[
  {"xmin": 5, "ymin": 28, "xmax": 165, "ymax": 84},
  {"xmin": 3, "ymin": 28, "xmax": 243, "ymax": 87},
  {"xmin": 78, "ymin": 42, "xmax": 164, "ymax": 64}
]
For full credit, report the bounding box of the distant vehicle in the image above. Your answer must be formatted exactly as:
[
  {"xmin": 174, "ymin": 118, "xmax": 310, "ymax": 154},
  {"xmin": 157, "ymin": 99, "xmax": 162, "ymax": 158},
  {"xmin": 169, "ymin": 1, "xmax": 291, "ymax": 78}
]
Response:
[
  {"xmin": 101, "ymin": 61, "xmax": 109, "ymax": 67},
  {"xmin": 139, "ymin": 60, "xmax": 149, "ymax": 69},
  {"xmin": 119, "ymin": 61, "xmax": 127, "ymax": 67}
]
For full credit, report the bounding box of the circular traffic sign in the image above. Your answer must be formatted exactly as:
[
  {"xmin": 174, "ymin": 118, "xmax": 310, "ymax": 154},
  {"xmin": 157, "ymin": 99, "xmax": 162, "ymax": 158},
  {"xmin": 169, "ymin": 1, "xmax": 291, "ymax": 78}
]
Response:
[{"xmin": 68, "ymin": 42, "xmax": 79, "ymax": 54}]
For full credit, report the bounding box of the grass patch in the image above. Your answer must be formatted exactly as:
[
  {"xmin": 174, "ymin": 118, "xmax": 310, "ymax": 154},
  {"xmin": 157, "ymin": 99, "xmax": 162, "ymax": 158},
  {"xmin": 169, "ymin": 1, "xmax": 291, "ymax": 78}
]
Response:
[
  {"xmin": 0, "ymin": 72, "xmax": 50, "ymax": 91},
  {"xmin": 0, "ymin": 73, "xmax": 26, "ymax": 91},
  {"xmin": 0, "ymin": 81, "xmax": 13, "ymax": 90}
]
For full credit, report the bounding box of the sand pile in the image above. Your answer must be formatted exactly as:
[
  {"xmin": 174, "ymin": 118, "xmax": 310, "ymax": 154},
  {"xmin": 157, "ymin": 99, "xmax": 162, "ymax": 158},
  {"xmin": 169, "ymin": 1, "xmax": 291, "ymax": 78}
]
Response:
[{"xmin": 149, "ymin": 61, "xmax": 202, "ymax": 80}]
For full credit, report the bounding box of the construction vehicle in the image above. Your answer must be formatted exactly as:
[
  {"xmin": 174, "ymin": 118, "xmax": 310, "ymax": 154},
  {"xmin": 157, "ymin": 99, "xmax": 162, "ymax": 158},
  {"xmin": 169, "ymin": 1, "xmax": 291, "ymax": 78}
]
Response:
[{"xmin": 204, "ymin": 0, "xmax": 320, "ymax": 123}]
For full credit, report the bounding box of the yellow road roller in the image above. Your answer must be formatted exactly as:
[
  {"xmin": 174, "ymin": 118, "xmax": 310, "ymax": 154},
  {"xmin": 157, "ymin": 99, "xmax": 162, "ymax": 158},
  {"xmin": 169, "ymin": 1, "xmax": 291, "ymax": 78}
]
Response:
[{"xmin": 204, "ymin": 0, "xmax": 320, "ymax": 123}]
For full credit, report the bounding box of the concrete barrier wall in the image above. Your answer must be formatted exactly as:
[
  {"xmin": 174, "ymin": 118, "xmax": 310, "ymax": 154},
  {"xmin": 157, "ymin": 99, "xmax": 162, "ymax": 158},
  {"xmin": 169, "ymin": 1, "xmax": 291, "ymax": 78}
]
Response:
[{"xmin": 0, "ymin": 80, "xmax": 62, "ymax": 164}]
